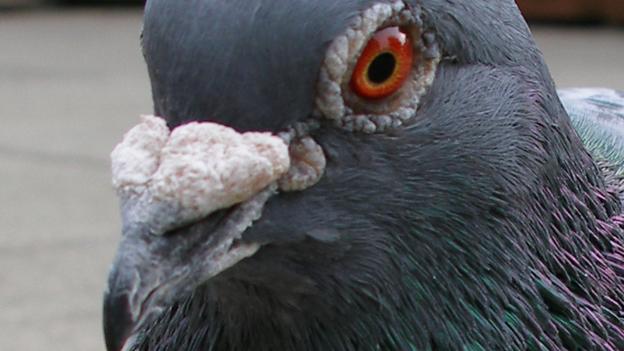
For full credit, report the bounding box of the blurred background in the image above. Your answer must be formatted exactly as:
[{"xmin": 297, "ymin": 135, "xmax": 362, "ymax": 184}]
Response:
[{"xmin": 0, "ymin": 1, "xmax": 622, "ymax": 350}]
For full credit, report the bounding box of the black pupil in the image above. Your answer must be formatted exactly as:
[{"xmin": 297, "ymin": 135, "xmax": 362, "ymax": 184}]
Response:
[{"xmin": 367, "ymin": 53, "xmax": 396, "ymax": 84}]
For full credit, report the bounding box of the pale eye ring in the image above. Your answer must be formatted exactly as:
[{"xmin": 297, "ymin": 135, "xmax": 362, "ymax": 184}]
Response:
[{"xmin": 315, "ymin": 0, "xmax": 440, "ymax": 134}]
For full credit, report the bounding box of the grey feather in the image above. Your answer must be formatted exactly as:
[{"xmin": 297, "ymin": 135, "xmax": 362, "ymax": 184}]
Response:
[{"xmin": 560, "ymin": 88, "xmax": 624, "ymax": 175}]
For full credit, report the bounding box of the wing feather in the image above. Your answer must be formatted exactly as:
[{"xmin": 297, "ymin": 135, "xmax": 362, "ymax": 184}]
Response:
[{"xmin": 559, "ymin": 88, "xmax": 624, "ymax": 175}]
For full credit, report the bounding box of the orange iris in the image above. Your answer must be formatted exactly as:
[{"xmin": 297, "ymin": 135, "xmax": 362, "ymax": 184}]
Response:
[{"xmin": 350, "ymin": 26, "xmax": 414, "ymax": 100}]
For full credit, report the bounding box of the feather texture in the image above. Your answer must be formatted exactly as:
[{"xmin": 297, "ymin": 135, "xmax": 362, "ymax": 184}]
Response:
[{"xmin": 560, "ymin": 88, "xmax": 624, "ymax": 175}]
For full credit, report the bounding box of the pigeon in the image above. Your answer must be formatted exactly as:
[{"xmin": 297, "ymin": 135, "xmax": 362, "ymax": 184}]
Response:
[{"xmin": 103, "ymin": 1, "xmax": 624, "ymax": 350}]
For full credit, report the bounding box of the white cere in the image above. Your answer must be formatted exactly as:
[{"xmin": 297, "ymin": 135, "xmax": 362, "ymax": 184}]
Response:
[
  {"xmin": 112, "ymin": 115, "xmax": 290, "ymax": 235},
  {"xmin": 112, "ymin": 116, "xmax": 327, "ymax": 235}
]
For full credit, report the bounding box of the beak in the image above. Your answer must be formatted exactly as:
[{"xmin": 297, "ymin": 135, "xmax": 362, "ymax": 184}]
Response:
[
  {"xmin": 103, "ymin": 284, "xmax": 133, "ymax": 351},
  {"xmin": 103, "ymin": 115, "xmax": 293, "ymax": 350},
  {"xmin": 102, "ymin": 187, "xmax": 274, "ymax": 351},
  {"xmin": 102, "ymin": 115, "xmax": 328, "ymax": 350}
]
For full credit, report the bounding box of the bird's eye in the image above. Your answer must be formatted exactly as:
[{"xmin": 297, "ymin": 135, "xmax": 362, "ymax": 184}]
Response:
[
  {"xmin": 350, "ymin": 26, "xmax": 413, "ymax": 100},
  {"xmin": 314, "ymin": 1, "xmax": 439, "ymax": 133}
]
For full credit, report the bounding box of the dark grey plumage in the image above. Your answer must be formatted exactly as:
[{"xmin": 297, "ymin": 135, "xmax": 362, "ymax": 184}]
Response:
[{"xmin": 104, "ymin": 1, "xmax": 624, "ymax": 350}]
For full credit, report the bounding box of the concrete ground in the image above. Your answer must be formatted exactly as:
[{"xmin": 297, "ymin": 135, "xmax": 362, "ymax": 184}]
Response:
[{"xmin": 0, "ymin": 8, "xmax": 622, "ymax": 351}]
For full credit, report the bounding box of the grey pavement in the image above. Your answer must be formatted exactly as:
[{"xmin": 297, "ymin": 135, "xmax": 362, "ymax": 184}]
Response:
[{"xmin": 0, "ymin": 8, "xmax": 622, "ymax": 351}]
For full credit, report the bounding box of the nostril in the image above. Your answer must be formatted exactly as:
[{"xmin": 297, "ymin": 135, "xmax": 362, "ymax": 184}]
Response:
[{"xmin": 103, "ymin": 292, "xmax": 134, "ymax": 351}]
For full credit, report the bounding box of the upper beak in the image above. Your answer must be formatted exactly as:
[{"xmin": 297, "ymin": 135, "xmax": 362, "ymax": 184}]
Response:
[
  {"xmin": 102, "ymin": 187, "xmax": 276, "ymax": 351},
  {"xmin": 103, "ymin": 269, "xmax": 134, "ymax": 351}
]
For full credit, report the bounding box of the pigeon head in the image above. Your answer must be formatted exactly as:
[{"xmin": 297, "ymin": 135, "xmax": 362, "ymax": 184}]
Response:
[{"xmin": 104, "ymin": 1, "xmax": 624, "ymax": 350}]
